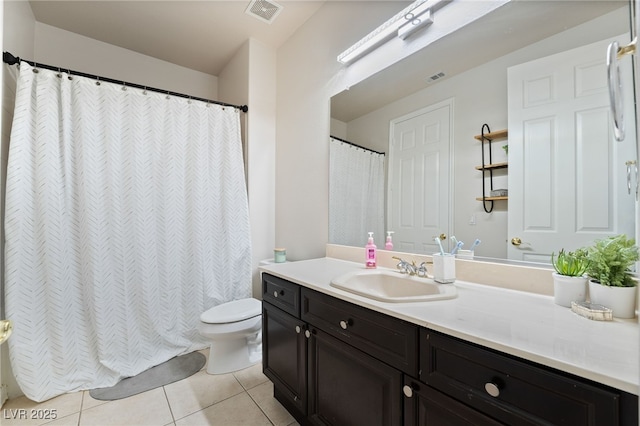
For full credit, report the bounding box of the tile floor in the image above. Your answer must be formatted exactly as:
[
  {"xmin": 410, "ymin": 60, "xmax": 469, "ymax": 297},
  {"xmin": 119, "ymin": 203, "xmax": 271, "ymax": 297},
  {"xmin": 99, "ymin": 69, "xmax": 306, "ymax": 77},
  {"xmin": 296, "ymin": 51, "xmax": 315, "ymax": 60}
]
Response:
[{"xmin": 1, "ymin": 349, "xmax": 298, "ymax": 426}]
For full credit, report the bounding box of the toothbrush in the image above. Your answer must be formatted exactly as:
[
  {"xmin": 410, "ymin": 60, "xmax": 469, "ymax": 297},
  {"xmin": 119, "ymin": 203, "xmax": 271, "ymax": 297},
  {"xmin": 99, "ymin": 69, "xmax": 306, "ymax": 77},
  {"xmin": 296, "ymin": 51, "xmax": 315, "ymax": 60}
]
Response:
[
  {"xmin": 451, "ymin": 241, "xmax": 464, "ymax": 255},
  {"xmin": 469, "ymin": 239, "xmax": 481, "ymax": 251},
  {"xmin": 451, "ymin": 236, "xmax": 458, "ymax": 246},
  {"xmin": 435, "ymin": 237, "xmax": 445, "ymax": 255}
]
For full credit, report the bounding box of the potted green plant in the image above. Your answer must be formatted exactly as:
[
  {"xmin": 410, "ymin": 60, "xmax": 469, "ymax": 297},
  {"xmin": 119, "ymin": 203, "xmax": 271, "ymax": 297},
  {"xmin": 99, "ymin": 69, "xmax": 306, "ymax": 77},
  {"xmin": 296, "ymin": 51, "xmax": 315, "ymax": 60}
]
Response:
[
  {"xmin": 584, "ymin": 235, "xmax": 639, "ymax": 318},
  {"xmin": 550, "ymin": 249, "xmax": 589, "ymax": 307}
]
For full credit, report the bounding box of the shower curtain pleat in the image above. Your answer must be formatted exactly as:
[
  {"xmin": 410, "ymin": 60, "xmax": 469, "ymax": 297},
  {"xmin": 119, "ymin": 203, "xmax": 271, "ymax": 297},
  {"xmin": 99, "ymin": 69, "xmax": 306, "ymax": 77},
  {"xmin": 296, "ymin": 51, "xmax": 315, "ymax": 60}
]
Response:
[
  {"xmin": 4, "ymin": 62, "xmax": 252, "ymax": 402},
  {"xmin": 329, "ymin": 137, "xmax": 385, "ymax": 247}
]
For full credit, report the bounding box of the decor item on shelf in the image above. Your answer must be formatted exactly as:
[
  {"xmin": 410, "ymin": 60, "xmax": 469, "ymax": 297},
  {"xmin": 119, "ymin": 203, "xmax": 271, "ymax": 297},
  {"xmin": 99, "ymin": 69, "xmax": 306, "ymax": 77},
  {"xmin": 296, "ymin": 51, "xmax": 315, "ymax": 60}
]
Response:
[
  {"xmin": 550, "ymin": 249, "xmax": 589, "ymax": 307},
  {"xmin": 490, "ymin": 189, "xmax": 508, "ymax": 197},
  {"xmin": 584, "ymin": 235, "xmax": 639, "ymax": 318},
  {"xmin": 502, "ymin": 144, "xmax": 508, "ymax": 155}
]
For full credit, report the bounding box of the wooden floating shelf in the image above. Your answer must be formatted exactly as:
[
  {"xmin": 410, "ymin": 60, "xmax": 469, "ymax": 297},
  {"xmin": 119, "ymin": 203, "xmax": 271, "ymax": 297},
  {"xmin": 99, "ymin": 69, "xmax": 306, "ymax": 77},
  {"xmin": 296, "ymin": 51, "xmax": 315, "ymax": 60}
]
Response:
[
  {"xmin": 475, "ymin": 162, "xmax": 508, "ymax": 170},
  {"xmin": 476, "ymin": 196, "xmax": 508, "ymax": 201},
  {"xmin": 474, "ymin": 129, "xmax": 508, "ymax": 141}
]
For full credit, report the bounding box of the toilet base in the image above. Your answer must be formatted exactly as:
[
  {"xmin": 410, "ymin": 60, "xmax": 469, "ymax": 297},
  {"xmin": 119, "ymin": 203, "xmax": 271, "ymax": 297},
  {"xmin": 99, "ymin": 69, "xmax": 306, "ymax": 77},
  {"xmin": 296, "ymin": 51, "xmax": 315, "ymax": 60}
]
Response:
[{"xmin": 206, "ymin": 331, "xmax": 262, "ymax": 375}]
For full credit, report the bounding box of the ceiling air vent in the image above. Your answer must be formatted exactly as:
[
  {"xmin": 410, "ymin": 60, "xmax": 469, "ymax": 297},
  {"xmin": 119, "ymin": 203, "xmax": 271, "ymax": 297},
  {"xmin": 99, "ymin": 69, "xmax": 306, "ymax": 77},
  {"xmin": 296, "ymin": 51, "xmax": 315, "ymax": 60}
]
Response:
[
  {"xmin": 427, "ymin": 72, "xmax": 446, "ymax": 83},
  {"xmin": 245, "ymin": 0, "xmax": 283, "ymax": 24}
]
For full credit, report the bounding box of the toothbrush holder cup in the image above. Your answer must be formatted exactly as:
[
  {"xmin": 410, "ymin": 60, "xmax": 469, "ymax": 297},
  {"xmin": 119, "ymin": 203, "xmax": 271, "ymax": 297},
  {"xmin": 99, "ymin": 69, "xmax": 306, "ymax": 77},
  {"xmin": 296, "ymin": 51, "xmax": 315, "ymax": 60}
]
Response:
[{"xmin": 432, "ymin": 253, "xmax": 456, "ymax": 283}]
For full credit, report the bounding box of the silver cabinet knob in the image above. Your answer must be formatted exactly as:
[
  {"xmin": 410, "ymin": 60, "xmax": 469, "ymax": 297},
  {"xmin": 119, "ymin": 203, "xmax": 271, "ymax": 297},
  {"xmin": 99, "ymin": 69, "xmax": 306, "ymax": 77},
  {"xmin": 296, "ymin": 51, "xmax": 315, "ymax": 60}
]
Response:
[
  {"xmin": 295, "ymin": 325, "xmax": 301, "ymax": 334},
  {"xmin": 485, "ymin": 382, "xmax": 500, "ymax": 397},
  {"xmin": 403, "ymin": 385, "xmax": 413, "ymax": 398},
  {"xmin": 305, "ymin": 330, "xmax": 311, "ymax": 338},
  {"xmin": 273, "ymin": 291, "xmax": 278, "ymax": 298},
  {"xmin": 339, "ymin": 319, "xmax": 354, "ymax": 330}
]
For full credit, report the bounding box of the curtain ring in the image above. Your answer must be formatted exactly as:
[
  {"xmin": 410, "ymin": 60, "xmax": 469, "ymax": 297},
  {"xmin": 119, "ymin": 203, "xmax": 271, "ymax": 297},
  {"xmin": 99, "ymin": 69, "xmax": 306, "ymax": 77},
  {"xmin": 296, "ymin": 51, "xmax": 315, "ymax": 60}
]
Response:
[
  {"xmin": 121, "ymin": 82, "xmax": 127, "ymax": 91},
  {"xmin": 95, "ymin": 76, "xmax": 101, "ymax": 86},
  {"xmin": 142, "ymin": 86, "xmax": 147, "ymax": 95},
  {"xmin": 188, "ymin": 96, "xmax": 192, "ymax": 104},
  {"xmin": 56, "ymin": 67, "xmax": 62, "ymax": 79},
  {"xmin": 166, "ymin": 91, "xmax": 170, "ymax": 100},
  {"xmin": 67, "ymin": 69, "xmax": 73, "ymax": 80},
  {"xmin": 32, "ymin": 62, "xmax": 39, "ymax": 73}
]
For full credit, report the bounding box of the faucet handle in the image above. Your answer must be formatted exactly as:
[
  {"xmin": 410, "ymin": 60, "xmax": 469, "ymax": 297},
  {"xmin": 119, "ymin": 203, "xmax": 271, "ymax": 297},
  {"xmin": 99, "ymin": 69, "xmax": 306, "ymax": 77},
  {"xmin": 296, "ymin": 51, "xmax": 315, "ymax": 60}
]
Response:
[{"xmin": 417, "ymin": 262, "xmax": 429, "ymax": 278}]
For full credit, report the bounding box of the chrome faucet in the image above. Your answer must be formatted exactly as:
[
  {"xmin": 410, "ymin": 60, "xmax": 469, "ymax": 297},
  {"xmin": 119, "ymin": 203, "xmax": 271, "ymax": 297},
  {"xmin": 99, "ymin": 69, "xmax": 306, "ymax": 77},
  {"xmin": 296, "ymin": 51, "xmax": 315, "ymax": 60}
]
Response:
[{"xmin": 392, "ymin": 256, "xmax": 429, "ymax": 278}]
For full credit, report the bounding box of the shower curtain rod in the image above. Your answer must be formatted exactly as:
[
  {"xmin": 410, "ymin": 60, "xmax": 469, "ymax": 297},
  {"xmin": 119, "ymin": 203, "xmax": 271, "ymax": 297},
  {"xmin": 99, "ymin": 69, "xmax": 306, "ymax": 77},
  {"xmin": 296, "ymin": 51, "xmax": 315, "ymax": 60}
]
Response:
[
  {"xmin": 2, "ymin": 51, "xmax": 249, "ymax": 113},
  {"xmin": 331, "ymin": 135, "xmax": 385, "ymax": 155}
]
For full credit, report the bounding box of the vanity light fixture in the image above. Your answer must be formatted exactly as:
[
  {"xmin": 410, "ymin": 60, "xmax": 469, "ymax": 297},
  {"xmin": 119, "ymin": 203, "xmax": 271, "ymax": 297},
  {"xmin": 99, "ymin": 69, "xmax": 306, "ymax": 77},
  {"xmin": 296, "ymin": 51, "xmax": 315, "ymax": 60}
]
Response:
[{"xmin": 337, "ymin": 0, "xmax": 450, "ymax": 65}]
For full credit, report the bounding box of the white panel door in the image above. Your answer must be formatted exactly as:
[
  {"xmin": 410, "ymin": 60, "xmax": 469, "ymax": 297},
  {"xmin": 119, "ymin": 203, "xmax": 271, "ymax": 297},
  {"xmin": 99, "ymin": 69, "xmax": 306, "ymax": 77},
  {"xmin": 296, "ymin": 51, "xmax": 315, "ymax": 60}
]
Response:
[
  {"xmin": 388, "ymin": 99, "xmax": 452, "ymax": 254},
  {"xmin": 508, "ymin": 36, "xmax": 636, "ymax": 261}
]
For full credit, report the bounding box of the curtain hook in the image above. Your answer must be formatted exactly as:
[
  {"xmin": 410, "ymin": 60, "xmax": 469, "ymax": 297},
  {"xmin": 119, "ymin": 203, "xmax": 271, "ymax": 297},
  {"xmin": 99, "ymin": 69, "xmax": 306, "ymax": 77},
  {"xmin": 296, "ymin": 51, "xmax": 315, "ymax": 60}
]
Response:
[
  {"xmin": 166, "ymin": 91, "xmax": 170, "ymax": 100},
  {"xmin": 142, "ymin": 86, "xmax": 147, "ymax": 95},
  {"xmin": 67, "ymin": 69, "xmax": 73, "ymax": 80},
  {"xmin": 56, "ymin": 67, "xmax": 62, "ymax": 78},
  {"xmin": 32, "ymin": 62, "xmax": 39, "ymax": 73},
  {"xmin": 188, "ymin": 96, "xmax": 192, "ymax": 104},
  {"xmin": 121, "ymin": 81, "xmax": 127, "ymax": 91},
  {"xmin": 95, "ymin": 76, "xmax": 101, "ymax": 86}
]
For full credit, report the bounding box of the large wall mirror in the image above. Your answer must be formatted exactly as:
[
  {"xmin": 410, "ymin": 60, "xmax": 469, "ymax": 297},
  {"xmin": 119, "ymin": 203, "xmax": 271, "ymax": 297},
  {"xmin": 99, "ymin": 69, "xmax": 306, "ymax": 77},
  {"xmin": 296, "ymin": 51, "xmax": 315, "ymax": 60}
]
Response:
[{"xmin": 330, "ymin": 1, "xmax": 637, "ymax": 264}]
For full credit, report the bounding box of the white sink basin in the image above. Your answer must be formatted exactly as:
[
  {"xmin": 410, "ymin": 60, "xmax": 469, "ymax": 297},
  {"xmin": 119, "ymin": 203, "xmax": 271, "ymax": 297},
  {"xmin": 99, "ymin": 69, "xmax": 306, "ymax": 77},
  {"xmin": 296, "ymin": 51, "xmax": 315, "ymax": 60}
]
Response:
[{"xmin": 330, "ymin": 269, "xmax": 457, "ymax": 303}]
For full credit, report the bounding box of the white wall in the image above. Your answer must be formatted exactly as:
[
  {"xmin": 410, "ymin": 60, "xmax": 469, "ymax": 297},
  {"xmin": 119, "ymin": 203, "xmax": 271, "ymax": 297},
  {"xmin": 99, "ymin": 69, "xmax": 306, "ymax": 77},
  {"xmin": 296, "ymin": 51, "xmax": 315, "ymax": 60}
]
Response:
[
  {"xmin": 219, "ymin": 38, "xmax": 277, "ymax": 297},
  {"xmin": 34, "ymin": 23, "xmax": 218, "ymax": 100}
]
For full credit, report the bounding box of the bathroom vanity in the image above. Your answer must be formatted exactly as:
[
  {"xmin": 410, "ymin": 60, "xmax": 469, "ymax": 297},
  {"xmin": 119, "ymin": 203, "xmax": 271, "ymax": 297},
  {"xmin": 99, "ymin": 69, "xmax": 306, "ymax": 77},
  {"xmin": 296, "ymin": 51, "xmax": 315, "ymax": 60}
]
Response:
[{"xmin": 260, "ymin": 258, "xmax": 639, "ymax": 425}]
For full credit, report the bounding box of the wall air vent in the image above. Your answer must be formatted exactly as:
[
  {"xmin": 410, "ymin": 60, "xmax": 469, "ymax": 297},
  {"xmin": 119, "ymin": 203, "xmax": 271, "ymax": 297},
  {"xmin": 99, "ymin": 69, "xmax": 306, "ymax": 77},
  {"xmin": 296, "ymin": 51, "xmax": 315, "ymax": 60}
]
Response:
[{"xmin": 245, "ymin": 0, "xmax": 283, "ymax": 24}]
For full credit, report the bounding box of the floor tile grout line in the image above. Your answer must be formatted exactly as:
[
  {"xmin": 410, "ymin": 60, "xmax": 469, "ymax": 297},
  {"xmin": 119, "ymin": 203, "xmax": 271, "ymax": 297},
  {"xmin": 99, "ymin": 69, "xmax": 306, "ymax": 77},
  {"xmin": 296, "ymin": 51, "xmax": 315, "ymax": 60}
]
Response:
[
  {"xmin": 162, "ymin": 385, "xmax": 177, "ymax": 425},
  {"xmin": 245, "ymin": 387, "xmax": 277, "ymax": 426}
]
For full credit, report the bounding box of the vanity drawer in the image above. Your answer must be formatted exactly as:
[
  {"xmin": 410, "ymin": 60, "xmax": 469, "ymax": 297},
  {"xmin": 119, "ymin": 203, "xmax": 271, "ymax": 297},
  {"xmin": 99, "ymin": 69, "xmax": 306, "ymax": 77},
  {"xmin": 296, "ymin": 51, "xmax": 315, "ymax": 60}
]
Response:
[
  {"xmin": 301, "ymin": 287, "xmax": 418, "ymax": 376},
  {"xmin": 421, "ymin": 329, "xmax": 624, "ymax": 426},
  {"xmin": 262, "ymin": 273, "xmax": 300, "ymax": 317}
]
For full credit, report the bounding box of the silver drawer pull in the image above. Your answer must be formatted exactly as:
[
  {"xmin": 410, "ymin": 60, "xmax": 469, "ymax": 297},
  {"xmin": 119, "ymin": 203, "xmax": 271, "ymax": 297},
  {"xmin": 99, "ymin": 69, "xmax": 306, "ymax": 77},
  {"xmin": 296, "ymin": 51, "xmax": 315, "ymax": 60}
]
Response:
[
  {"xmin": 305, "ymin": 330, "xmax": 311, "ymax": 338},
  {"xmin": 273, "ymin": 291, "xmax": 278, "ymax": 298},
  {"xmin": 403, "ymin": 385, "xmax": 413, "ymax": 398},
  {"xmin": 485, "ymin": 382, "xmax": 500, "ymax": 397},
  {"xmin": 340, "ymin": 320, "xmax": 349, "ymax": 330},
  {"xmin": 295, "ymin": 325, "xmax": 301, "ymax": 334}
]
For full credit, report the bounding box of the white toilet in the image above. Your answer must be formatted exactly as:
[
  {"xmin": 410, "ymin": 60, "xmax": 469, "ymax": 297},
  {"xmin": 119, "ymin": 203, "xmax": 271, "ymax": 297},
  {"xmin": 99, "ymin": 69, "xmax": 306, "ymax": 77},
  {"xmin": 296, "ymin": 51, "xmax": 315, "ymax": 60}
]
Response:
[{"xmin": 198, "ymin": 298, "xmax": 262, "ymax": 375}]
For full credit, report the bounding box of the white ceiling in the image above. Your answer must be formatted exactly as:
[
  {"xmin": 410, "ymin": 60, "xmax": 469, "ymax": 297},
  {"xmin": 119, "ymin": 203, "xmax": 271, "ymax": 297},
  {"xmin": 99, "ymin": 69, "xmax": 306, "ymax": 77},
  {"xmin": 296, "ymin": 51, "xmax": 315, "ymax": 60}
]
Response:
[{"xmin": 28, "ymin": 0, "xmax": 327, "ymax": 75}]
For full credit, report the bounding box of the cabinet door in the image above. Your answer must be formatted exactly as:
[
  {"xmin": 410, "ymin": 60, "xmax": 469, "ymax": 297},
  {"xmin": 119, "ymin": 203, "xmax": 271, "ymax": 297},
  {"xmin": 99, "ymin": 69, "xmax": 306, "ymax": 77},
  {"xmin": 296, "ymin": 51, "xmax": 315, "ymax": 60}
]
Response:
[
  {"xmin": 262, "ymin": 302, "xmax": 307, "ymax": 417},
  {"xmin": 403, "ymin": 377, "xmax": 504, "ymax": 426},
  {"xmin": 307, "ymin": 328, "xmax": 402, "ymax": 426}
]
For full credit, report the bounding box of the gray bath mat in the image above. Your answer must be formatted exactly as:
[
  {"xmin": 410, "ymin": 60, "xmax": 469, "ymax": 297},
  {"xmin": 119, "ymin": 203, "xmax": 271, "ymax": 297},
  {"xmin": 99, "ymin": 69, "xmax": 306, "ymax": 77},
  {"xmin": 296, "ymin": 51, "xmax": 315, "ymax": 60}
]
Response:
[{"xmin": 89, "ymin": 352, "xmax": 206, "ymax": 401}]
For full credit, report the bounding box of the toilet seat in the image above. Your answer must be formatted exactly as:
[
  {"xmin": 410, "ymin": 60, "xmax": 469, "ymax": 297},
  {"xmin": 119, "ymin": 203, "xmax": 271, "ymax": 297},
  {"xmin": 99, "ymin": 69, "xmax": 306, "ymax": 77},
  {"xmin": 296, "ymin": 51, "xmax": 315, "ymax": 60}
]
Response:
[{"xmin": 200, "ymin": 298, "xmax": 261, "ymax": 324}]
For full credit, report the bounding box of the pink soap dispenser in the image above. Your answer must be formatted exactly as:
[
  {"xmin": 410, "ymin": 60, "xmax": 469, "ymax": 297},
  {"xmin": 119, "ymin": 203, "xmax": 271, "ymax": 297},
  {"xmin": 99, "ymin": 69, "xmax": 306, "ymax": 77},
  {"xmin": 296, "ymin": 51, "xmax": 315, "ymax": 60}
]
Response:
[
  {"xmin": 385, "ymin": 231, "xmax": 394, "ymax": 250},
  {"xmin": 365, "ymin": 232, "xmax": 377, "ymax": 268}
]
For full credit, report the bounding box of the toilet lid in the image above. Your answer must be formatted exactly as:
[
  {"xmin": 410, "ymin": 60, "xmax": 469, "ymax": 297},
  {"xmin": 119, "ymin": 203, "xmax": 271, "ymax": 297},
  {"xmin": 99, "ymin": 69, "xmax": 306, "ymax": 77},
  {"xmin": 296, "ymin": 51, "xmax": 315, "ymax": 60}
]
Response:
[{"xmin": 200, "ymin": 298, "xmax": 261, "ymax": 324}]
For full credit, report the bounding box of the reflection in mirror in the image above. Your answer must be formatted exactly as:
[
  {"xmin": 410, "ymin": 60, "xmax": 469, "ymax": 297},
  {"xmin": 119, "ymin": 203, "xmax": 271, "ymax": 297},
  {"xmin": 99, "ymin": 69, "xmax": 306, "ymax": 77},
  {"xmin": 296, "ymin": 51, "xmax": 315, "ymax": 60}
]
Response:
[{"xmin": 330, "ymin": 1, "xmax": 637, "ymax": 264}]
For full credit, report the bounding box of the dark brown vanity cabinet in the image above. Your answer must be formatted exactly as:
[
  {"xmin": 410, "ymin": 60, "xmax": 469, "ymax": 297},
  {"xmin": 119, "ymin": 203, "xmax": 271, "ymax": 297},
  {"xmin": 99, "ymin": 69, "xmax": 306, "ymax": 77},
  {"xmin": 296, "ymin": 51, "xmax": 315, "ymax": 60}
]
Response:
[
  {"xmin": 262, "ymin": 274, "xmax": 307, "ymax": 417},
  {"xmin": 262, "ymin": 273, "xmax": 416, "ymax": 425},
  {"xmin": 262, "ymin": 273, "xmax": 638, "ymax": 426}
]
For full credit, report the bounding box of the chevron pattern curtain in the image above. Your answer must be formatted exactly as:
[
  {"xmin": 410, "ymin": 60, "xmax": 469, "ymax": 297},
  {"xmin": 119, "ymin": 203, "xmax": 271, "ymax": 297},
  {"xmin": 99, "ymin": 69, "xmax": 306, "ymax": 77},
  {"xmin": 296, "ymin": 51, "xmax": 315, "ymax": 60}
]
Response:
[
  {"xmin": 329, "ymin": 137, "xmax": 385, "ymax": 247},
  {"xmin": 5, "ymin": 62, "xmax": 252, "ymax": 402}
]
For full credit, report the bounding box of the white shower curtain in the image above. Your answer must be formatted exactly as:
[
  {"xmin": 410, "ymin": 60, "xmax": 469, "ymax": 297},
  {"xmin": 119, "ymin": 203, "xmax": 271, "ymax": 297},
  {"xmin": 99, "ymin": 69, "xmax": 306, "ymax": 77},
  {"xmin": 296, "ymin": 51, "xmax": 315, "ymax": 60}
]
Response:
[
  {"xmin": 5, "ymin": 62, "xmax": 252, "ymax": 402},
  {"xmin": 329, "ymin": 137, "xmax": 385, "ymax": 247}
]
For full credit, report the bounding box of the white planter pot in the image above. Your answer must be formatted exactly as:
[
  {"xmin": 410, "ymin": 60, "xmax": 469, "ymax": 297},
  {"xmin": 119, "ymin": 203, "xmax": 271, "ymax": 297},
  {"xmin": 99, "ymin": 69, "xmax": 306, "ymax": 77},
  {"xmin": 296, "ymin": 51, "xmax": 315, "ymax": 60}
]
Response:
[
  {"xmin": 588, "ymin": 280, "xmax": 637, "ymax": 319},
  {"xmin": 552, "ymin": 273, "xmax": 587, "ymax": 307}
]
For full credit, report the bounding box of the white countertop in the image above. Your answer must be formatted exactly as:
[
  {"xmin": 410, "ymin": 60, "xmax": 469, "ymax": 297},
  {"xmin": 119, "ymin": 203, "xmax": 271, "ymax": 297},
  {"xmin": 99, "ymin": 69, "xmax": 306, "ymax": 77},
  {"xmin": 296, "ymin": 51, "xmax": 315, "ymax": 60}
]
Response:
[{"xmin": 260, "ymin": 257, "xmax": 639, "ymax": 395}]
